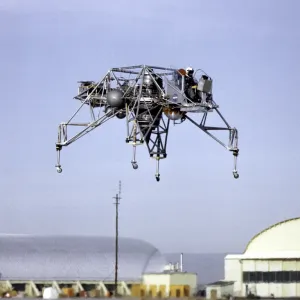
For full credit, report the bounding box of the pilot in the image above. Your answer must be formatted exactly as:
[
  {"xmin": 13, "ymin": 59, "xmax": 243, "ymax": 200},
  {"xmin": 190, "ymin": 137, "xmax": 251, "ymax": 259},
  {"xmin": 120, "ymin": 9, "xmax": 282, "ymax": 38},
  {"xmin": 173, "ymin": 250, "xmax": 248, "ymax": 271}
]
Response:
[
  {"xmin": 184, "ymin": 67, "xmax": 199, "ymax": 101},
  {"xmin": 185, "ymin": 67, "xmax": 197, "ymax": 84}
]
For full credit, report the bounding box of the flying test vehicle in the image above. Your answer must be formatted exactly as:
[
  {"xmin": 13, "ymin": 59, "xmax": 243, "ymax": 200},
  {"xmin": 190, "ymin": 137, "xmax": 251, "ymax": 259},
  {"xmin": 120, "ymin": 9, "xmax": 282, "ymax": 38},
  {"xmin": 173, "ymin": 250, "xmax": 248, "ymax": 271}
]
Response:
[{"xmin": 55, "ymin": 65, "xmax": 239, "ymax": 181}]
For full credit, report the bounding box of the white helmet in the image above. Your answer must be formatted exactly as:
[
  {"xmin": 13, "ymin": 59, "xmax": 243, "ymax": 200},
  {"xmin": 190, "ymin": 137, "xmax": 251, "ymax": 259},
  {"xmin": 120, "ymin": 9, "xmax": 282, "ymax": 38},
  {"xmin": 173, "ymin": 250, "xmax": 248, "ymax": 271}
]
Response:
[
  {"xmin": 186, "ymin": 66, "xmax": 193, "ymax": 72},
  {"xmin": 186, "ymin": 67, "xmax": 194, "ymax": 75}
]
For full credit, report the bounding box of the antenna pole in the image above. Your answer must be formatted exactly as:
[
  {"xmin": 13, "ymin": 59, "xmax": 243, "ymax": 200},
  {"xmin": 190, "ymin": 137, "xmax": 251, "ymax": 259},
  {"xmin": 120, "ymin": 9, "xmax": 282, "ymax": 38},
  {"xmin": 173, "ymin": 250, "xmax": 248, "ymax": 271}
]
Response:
[{"xmin": 113, "ymin": 181, "xmax": 121, "ymax": 297}]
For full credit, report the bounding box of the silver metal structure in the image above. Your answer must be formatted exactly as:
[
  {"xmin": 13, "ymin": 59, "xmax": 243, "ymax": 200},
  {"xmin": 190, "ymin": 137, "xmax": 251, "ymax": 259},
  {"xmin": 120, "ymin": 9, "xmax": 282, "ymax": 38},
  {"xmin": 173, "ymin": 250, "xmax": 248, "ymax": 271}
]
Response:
[{"xmin": 55, "ymin": 65, "xmax": 239, "ymax": 181}]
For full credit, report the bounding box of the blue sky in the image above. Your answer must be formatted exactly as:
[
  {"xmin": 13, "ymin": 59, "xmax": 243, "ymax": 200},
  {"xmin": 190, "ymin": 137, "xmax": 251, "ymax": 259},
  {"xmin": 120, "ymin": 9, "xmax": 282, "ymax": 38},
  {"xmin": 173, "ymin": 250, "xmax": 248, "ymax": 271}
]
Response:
[{"xmin": 0, "ymin": 0, "xmax": 300, "ymax": 254}]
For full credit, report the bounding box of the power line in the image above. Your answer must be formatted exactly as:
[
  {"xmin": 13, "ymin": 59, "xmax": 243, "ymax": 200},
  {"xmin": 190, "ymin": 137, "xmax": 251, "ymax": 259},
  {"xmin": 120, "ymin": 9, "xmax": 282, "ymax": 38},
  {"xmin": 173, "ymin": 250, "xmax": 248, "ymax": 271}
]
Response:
[{"xmin": 113, "ymin": 180, "xmax": 121, "ymax": 297}]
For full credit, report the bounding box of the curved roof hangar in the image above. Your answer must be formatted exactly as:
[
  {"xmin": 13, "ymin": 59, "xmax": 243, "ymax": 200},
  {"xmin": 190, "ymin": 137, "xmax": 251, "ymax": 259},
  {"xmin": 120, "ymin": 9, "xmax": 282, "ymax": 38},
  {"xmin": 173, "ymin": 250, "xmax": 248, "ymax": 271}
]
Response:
[
  {"xmin": 244, "ymin": 217, "xmax": 300, "ymax": 254},
  {"xmin": 0, "ymin": 234, "xmax": 166, "ymax": 281}
]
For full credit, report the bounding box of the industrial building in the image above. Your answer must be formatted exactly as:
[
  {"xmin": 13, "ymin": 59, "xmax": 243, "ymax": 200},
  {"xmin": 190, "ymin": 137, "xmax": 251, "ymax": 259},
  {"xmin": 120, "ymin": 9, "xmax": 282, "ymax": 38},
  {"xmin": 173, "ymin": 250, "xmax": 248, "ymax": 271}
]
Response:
[
  {"xmin": 0, "ymin": 234, "xmax": 197, "ymax": 298},
  {"xmin": 206, "ymin": 217, "xmax": 300, "ymax": 299}
]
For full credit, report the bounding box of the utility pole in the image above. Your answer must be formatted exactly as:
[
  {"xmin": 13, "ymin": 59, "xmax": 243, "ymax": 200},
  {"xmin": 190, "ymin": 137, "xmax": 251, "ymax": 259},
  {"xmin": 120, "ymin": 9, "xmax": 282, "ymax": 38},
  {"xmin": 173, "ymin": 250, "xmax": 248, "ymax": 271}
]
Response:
[{"xmin": 113, "ymin": 181, "xmax": 121, "ymax": 297}]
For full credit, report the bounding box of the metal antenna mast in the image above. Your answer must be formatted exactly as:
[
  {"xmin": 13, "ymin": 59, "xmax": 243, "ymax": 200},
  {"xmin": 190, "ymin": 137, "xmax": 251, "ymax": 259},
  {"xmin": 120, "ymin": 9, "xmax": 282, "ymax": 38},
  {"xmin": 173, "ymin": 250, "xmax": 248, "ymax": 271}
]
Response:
[{"xmin": 113, "ymin": 180, "xmax": 121, "ymax": 297}]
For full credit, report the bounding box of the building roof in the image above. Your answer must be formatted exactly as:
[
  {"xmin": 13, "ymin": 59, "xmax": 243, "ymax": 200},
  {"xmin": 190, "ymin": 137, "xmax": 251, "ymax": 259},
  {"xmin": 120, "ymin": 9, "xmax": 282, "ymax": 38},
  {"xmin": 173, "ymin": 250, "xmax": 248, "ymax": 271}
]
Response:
[
  {"xmin": 144, "ymin": 271, "xmax": 197, "ymax": 275},
  {"xmin": 206, "ymin": 280, "xmax": 235, "ymax": 287},
  {"xmin": 0, "ymin": 234, "xmax": 166, "ymax": 281},
  {"xmin": 226, "ymin": 251, "xmax": 300, "ymax": 260},
  {"xmin": 244, "ymin": 217, "xmax": 300, "ymax": 254}
]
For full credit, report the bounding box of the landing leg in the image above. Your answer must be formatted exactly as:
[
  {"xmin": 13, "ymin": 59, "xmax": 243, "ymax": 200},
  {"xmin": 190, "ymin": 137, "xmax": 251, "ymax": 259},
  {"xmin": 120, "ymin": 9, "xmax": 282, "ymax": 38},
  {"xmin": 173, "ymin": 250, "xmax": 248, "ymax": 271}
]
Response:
[
  {"xmin": 54, "ymin": 105, "xmax": 119, "ymax": 174},
  {"xmin": 230, "ymin": 128, "xmax": 239, "ymax": 179},
  {"xmin": 232, "ymin": 149, "xmax": 239, "ymax": 179},
  {"xmin": 131, "ymin": 145, "xmax": 138, "ymax": 169},
  {"xmin": 155, "ymin": 158, "xmax": 160, "ymax": 182},
  {"xmin": 128, "ymin": 120, "xmax": 141, "ymax": 170},
  {"xmin": 185, "ymin": 109, "xmax": 240, "ymax": 179},
  {"xmin": 55, "ymin": 144, "xmax": 63, "ymax": 173},
  {"xmin": 144, "ymin": 118, "xmax": 170, "ymax": 182}
]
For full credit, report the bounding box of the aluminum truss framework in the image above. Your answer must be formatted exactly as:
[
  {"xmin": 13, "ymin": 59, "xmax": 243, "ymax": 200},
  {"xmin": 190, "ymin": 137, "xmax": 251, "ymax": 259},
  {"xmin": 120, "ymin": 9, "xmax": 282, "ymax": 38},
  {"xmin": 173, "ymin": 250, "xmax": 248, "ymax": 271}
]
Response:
[{"xmin": 55, "ymin": 65, "xmax": 239, "ymax": 181}]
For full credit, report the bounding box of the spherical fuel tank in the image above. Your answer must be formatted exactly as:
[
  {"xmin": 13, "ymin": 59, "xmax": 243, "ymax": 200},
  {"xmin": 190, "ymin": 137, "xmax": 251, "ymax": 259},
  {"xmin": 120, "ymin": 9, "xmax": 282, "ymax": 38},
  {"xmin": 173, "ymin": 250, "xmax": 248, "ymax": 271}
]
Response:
[
  {"xmin": 163, "ymin": 108, "xmax": 183, "ymax": 121},
  {"xmin": 143, "ymin": 74, "xmax": 153, "ymax": 87},
  {"xmin": 106, "ymin": 89, "xmax": 124, "ymax": 107}
]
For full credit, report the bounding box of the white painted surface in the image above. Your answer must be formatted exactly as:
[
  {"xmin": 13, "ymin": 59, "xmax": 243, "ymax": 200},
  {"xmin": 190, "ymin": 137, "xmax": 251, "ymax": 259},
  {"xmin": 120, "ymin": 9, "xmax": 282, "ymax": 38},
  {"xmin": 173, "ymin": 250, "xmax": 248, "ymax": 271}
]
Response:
[
  {"xmin": 244, "ymin": 283, "xmax": 300, "ymax": 298},
  {"xmin": 226, "ymin": 252, "xmax": 300, "ymax": 259},
  {"xmin": 245, "ymin": 218, "xmax": 300, "ymax": 253},
  {"xmin": 42, "ymin": 287, "xmax": 58, "ymax": 299},
  {"xmin": 143, "ymin": 273, "xmax": 170, "ymax": 295},
  {"xmin": 248, "ymin": 283, "xmax": 270, "ymax": 297},
  {"xmin": 269, "ymin": 260, "xmax": 282, "ymax": 271},
  {"xmin": 296, "ymin": 283, "xmax": 300, "ymax": 296},
  {"xmin": 223, "ymin": 218, "xmax": 300, "ymax": 298},
  {"xmin": 282, "ymin": 283, "xmax": 296, "ymax": 297},
  {"xmin": 268, "ymin": 283, "xmax": 281, "ymax": 298},
  {"xmin": 255, "ymin": 260, "xmax": 268, "ymax": 271},
  {"xmin": 224, "ymin": 257, "xmax": 242, "ymax": 296},
  {"xmin": 142, "ymin": 273, "xmax": 170, "ymax": 286},
  {"xmin": 243, "ymin": 260, "xmax": 255, "ymax": 271},
  {"xmin": 142, "ymin": 272, "xmax": 197, "ymax": 297},
  {"xmin": 282, "ymin": 260, "xmax": 296, "ymax": 270},
  {"xmin": 169, "ymin": 273, "xmax": 197, "ymax": 295},
  {"xmin": 224, "ymin": 258, "xmax": 241, "ymax": 281}
]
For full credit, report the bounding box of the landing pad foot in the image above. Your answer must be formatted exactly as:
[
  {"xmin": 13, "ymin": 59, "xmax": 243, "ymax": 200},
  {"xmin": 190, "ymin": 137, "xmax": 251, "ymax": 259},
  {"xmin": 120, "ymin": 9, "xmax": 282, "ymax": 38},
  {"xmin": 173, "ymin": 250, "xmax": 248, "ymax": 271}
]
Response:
[
  {"xmin": 56, "ymin": 165, "xmax": 62, "ymax": 173},
  {"xmin": 131, "ymin": 161, "xmax": 138, "ymax": 170},
  {"xmin": 233, "ymin": 170, "xmax": 239, "ymax": 179}
]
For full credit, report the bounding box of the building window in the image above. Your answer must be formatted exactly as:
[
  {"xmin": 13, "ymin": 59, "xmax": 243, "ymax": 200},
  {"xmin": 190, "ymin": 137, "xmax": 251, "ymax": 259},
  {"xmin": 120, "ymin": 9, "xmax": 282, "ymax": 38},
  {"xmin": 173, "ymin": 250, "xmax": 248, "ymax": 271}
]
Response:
[
  {"xmin": 290, "ymin": 271, "xmax": 297, "ymax": 282},
  {"xmin": 256, "ymin": 272, "xmax": 263, "ymax": 282},
  {"xmin": 275, "ymin": 271, "xmax": 282, "ymax": 282},
  {"xmin": 243, "ymin": 271, "xmax": 300, "ymax": 283},
  {"xmin": 262, "ymin": 272, "xmax": 270, "ymax": 283},
  {"xmin": 269, "ymin": 272, "xmax": 276, "ymax": 282},
  {"xmin": 243, "ymin": 272, "xmax": 249, "ymax": 282},
  {"xmin": 283, "ymin": 271, "xmax": 290, "ymax": 282}
]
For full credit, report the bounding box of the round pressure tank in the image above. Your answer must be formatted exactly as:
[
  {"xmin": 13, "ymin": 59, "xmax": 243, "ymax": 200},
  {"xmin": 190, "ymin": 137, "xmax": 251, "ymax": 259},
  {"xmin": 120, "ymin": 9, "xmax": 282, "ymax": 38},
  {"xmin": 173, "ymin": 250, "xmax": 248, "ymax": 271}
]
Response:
[
  {"xmin": 143, "ymin": 74, "xmax": 153, "ymax": 87},
  {"xmin": 163, "ymin": 108, "xmax": 183, "ymax": 121},
  {"xmin": 106, "ymin": 89, "xmax": 124, "ymax": 107}
]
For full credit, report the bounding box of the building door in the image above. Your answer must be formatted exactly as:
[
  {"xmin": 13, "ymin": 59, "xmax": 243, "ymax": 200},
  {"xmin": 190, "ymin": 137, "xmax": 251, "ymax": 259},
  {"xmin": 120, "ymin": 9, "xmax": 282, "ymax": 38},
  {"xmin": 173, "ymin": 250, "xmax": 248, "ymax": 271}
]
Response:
[{"xmin": 210, "ymin": 289, "xmax": 217, "ymax": 300}]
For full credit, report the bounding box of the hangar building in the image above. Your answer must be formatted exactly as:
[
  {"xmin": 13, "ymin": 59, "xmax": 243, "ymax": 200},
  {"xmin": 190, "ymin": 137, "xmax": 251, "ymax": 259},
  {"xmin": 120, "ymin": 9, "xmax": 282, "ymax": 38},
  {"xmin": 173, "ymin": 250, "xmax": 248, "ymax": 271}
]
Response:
[
  {"xmin": 206, "ymin": 217, "xmax": 300, "ymax": 299},
  {"xmin": 0, "ymin": 234, "xmax": 165, "ymax": 281},
  {"xmin": 0, "ymin": 234, "xmax": 197, "ymax": 298}
]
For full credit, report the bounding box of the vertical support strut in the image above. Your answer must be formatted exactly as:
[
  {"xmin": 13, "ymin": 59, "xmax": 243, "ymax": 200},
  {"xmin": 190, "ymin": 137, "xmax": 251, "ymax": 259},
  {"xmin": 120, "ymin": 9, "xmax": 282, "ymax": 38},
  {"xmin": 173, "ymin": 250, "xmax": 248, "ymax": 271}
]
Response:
[
  {"xmin": 146, "ymin": 117, "xmax": 170, "ymax": 181},
  {"xmin": 231, "ymin": 128, "xmax": 239, "ymax": 178},
  {"xmin": 131, "ymin": 121, "xmax": 138, "ymax": 169},
  {"xmin": 155, "ymin": 158, "xmax": 160, "ymax": 181}
]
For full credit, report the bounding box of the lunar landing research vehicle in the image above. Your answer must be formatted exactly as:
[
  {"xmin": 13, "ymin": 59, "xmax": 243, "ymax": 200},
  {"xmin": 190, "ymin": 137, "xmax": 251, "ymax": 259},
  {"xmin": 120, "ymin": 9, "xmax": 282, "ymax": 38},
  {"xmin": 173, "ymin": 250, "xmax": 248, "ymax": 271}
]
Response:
[{"xmin": 55, "ymin": 65, "xmax": 239, "ymax": 181}]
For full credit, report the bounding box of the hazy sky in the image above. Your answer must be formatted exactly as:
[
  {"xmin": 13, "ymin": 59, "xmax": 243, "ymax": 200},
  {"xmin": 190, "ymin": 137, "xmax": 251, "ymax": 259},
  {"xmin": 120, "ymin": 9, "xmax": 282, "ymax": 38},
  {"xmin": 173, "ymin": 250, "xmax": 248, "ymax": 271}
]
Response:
[{"xmin": 1, "ymin": 0, "xmax": 300, "ymax": 254}]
